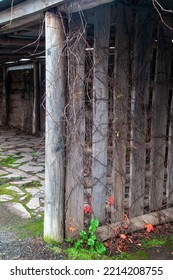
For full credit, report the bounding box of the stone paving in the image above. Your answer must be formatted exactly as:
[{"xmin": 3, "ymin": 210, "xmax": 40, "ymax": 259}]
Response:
[{"xmin": 0, "ymin": 127, "xmax": 45, "ymax": 219}]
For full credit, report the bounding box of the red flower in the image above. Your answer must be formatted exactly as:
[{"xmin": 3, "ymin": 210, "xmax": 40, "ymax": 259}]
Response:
[
  {"xmin": 84, "ymin": 204, "xmax": 92, "ymax": 214},
  {"xmin": 108, "ymin": 197, "xmax": 114, "ymax": 205}
]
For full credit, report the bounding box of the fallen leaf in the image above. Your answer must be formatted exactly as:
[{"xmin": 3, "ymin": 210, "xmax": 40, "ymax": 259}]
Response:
[
  {"xmin": 124, "ymin": 214, "xmax": 129, "ymax": 220},
  {"xmin": 68, "ymin": 226, "xmax": 77, "ymax": 233},
  {"xmin": 108, "ymin": 197, "xmax": 114, "ymax": 205},
  {"xmin": 104, "ymin": 241, "xmax": 110, "ymax": 248},
  {"xmin": 145, "ymin": 223, "xmax": 154, "ymax": 232},
  {"xmin": 120, "ymin": 233, "xmax": 127, "ymax": 240},
  {"xmin": 122, "ymin": 224, "xmax": 128, "ymax": 229}
]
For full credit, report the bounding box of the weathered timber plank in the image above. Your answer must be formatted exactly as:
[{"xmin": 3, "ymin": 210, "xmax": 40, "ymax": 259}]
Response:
[
  {"xmin": 96, "ymin": 207, "xmax": 173, "ymax": 241},
  {"xmin": 92, "ymin": 5, "xmax": 110, "ymax": 223},
  {"xmin": 65, "ymin": 13, "xmax": 86, "ymax": 239},
  {"xmin": 111, "ymin": 4, "xmax": 131, "ymax": 222},
  {"xmin": 44, "ymin": 11, "xmax": 65, "ymax": 243},
  {"xmin": 150, "ymin": 23, "xmax": 172, "ymax": 211},
  {"xmin": 129, "ymin": 10, "xmax": 154, "ymax": 217},
  {"xmin": 0, "ymin": 0, "xmax": 114, "ymax": 28},
  {"xmin": 1, "ymin": 67, "xmax": 7, "ymax": 126},
  {"xmin": 166, "ymin": 95, "xmax": 173, "ymax": 206},
  {"xmin": 32, "ymin": 62, "xmax": 39, "ymax": 134},
  {"xmin": 60, "ymin": 0, "xmax": 114, "ymax": 13},
  {"xmin": 0, "ymin": 0, "xmax": 64, "ymax": 26},
  {"xmin": 0, "ymin": 13, "xmax": 44, "ymax": 34}
]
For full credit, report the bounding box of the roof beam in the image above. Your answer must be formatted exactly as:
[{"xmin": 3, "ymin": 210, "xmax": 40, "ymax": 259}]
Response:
[
  {"xmin": 59, "ymin": 0, "xmax": 114, "ymax": 13},
  {"xmin": 0, "ymin": 37, "xmax": 45, "ymax": 47},
  {"xmin": 0, "ymin": 13, "xmax": 44, "ymax": 34},
  {"xmin": 0, "ymin": 0, "xmax": 64, "ymax": 26},
  {"xmin": 0, "ymin": 0, "xmax": 115, "ymax": 28}
]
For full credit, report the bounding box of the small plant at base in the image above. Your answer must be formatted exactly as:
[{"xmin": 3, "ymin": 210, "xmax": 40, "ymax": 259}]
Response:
[{"xmin": 74, "ymin": 218, "xmax": 106, "ymax": 255}]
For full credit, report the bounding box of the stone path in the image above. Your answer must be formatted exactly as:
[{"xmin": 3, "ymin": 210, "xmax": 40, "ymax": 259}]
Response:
[{"xmin": 0, "ymin": 128, "xmax": 45, "ymax": 219}]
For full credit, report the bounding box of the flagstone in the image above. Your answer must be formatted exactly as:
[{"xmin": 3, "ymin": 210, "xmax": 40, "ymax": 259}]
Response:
[
  {"xmin": 15, "ymin": 155, "xmax": 33, "ymax": 164},
  {"xmin": 19, "ymin": 196, "xmax": 27, "ymax": 202},
  {"xmin": 6, "ymin": 202, "xmax": 31, "ymax": 219},
  {"xmin": 0, "ymin": 195, "xmax": 13, "ymax": 202},
  {"xmin": 19, "ymin": 164, "xmax": 44, "ymax": 173},
  {"xmin": 6, "ymin": 186, "xmax": 25, "ymax": 195},
  {"xmin": 0, "ymin": 169, "xmax": 8, "ymax": 176},
  {"xmin": 26, "ymin": 188, "xmax": 40, "ymax": 195},
  {"xmin": 26, "ymin": 197, "xmax": 40, "ymax": 209}
]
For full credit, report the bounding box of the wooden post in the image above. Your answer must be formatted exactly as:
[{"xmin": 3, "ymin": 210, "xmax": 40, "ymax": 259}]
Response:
[
  {"xmin": 150, "ymin": 23, "xmax": 172, "ymax": 211},
  {"xmin": 65, "ymin": 13, "xmax": 86, "ymax": 238},
  {"xmin": 92, "ymin": 5, "xmax": 110, "ymax": 223},
  {"xmin": 44, "ymin": 11, "xmax": 65, "ymax": 243},
  {"xmin": 129, "ymin": 10, "xmax": 154, "ymax": 217},
  {"xmin": 166, "ymin": 97, "xmax": 173, "ymax": 206},
  {"xmin": 112, "ymin": 4, "xmax": 131, "ymax": 222},
  {"xmin": 32, "ymin": 61, "xmax": 39, "ymax": 134}
]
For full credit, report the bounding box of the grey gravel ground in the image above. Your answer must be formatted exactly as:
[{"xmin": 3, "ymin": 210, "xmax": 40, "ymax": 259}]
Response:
[{"xmin": 0, "ymin": 203, "xmax": 64, "ymax": 260}]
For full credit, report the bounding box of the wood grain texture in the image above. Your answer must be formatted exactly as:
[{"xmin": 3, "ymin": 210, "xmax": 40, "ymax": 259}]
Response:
[
  {"xmin": 129, "ymin": 10, "xmax": 154, "ymax": 217},
  {"xmin": 97, "ymin": 207, "xmax": 173, "ymax": 241},
  {"xmin": 44, "ymin": 11, "xmax": 65, "ymax": 243},
  {"xmin": 92, "ymin": 5, "xmax": 110, "ymax": 223},
  {"xmin": 65, "ymin": 13, "xmax": 86, "ymax": 239},
  {"xmin": 112, "ymin": 4, "xmax": 131, "ymax": 222},
  {"xmin": 166, "ymin": 98, "xmax": 173, "ymax": 207},
  {"xmin": 150, "ymin": 23, "xmax": 172, "ymax": 211}
]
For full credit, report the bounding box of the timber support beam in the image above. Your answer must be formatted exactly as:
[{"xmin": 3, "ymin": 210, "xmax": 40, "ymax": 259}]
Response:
[{"xmin": 44, "ymin": 10, "xmax": 65, "ymax": 243}]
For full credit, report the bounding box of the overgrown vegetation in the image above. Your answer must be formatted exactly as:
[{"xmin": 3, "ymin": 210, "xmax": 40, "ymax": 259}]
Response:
[{"xmin": 63, "ymin": 222, "xmax": 173, "ymax": 260}]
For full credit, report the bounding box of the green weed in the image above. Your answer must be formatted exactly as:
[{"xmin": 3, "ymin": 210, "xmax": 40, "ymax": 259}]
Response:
[{"xmin": 0, "ymin": 154, "xmax": 21, "ymax": 167}]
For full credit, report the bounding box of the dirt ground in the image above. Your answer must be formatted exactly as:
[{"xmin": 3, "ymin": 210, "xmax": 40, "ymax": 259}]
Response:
[{"xmin": 106, "ymin": 222, "xmax": 173, "ymax": 260}]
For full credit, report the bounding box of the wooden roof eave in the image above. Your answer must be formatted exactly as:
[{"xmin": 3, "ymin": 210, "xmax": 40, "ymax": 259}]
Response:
[{"xmin": 0, "ymin": 0, "xmax": 116, "ymax": 31}]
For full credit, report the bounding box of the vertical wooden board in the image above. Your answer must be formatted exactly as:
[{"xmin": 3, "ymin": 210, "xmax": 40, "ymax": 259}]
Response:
[
  {"xmin": 65, "ymin": 12, "xmax": 86, "ymax": 238},
  {"xmin": 32, "ymin": 61, "xmax": 39, "ymax": 134},
  {"xmin": 92, "ymin": 5, "xmax": 110, "ymax": 223},
  {"xmin": 166, "ymin": 96, "xmax": 173, "ymax": 206},
  {"xmin": 0, "ymin": 69, "xmax": 3, "ymax": 126},
  {"xmin": 1, "ymin": 67, "xmax": 7, "ymax": 125},
  {"xmin": 150, "ymin": 23, "xmax": 172, "ymax": 211},
  {"xmin": 112, "ymin": 4, "xmax": 131, "ymax": 222},
  {"xmin": 44, "ymin": 11, "xmax": 65, "ymax": 243},
  {"xmin": 129, "ymin": 10, "xmax": 154, "ymax": 218}
]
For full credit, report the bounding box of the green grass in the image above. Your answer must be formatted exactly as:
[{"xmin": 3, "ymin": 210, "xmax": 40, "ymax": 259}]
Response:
[
  {"xmin": 16, "ymin": 216, "xmax": 44, "ymax": 239},
  {"xmin": 64, "ymin": 247, "xmax": 149, "ymax": 260},
  {"xmin": 164, "ymin": 235, "xmax": 173, "ymax": 248},
  {"xmin": 141, "ymin": 237, "xmax": 166, "ymax": 249},
  {"xmin": 20, "ymin": 180, "xmax": 41, "ymax": 189},
  {"xmin": 64, "ymin": 234, "xmax": 173, "ymax": 260},
  {"xmin": 0, "ymin": 177, "xmax": 22, "ymax": 184},
  {"xmin": 112, "ymin": 251, "xmax": 149, "ymax": 260},
  {"xmin": 65, "ymin": 247, "xmax": 111, "ymax": 260},
  {"xmin": 0, "ymin": 154, "xmax": 21, "ymax": 167}
]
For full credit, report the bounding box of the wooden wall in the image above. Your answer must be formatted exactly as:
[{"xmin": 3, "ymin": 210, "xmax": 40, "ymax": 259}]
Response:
[
  {"xmin": 0, "ymin": 69, "xmax": 3, "ymax": 126},
  {"xmin": 64, "ymin": 2, "xmax": 173, "ymax": 237}
]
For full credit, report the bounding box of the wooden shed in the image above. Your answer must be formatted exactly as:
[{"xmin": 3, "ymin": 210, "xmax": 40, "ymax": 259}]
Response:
[{"xmin": 0, "ymin": 0, "xmax": 173, "ymax": 243}]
